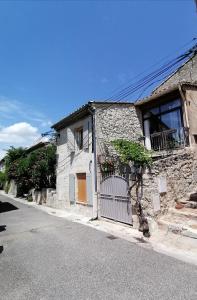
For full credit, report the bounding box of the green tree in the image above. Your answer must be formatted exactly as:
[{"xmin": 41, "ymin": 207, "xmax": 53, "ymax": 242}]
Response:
[{"xmin": 4, "ymin": 144, "xmax": 56, "ymax": 197}]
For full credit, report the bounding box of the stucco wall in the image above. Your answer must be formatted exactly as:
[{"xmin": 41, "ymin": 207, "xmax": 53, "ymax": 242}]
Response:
[
  {"xmin": 140, "ymin": 149, "xmax": 197, "ymax": 218},
  {"xmin": 185, "ymin": 87, "xmax": 197, "ymax": 146},
  {"xmin": 56, "ymin": 115, "xmax": 94, "ymax": 208}
]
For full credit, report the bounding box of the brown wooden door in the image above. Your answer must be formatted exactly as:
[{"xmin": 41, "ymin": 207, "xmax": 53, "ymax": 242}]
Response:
[{"xmin": 77, "ymin": 173, "xmax": 87, "ymax": 203}]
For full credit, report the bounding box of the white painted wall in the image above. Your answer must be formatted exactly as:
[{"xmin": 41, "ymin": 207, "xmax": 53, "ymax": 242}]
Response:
[{"xmin": 56, "ymin": 115, "xmax": 95, "ymax": 209}]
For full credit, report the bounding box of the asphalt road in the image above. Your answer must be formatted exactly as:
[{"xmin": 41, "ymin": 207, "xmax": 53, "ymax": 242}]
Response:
[{"xmin": 0, "ymin": 194, "xmax": 197, "ymax": 300}]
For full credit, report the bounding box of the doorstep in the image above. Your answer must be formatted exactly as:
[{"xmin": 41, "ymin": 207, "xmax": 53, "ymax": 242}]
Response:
[
  {"xmin": 158, "ymin": 207, "xmax": 197, "ymax": 239},
  {"xmin": 158, "ymin": 219, "xmax": 197, "ymax": 239}
]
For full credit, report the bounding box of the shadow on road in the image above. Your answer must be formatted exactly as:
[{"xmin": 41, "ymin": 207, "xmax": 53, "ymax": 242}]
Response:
[
  {"xmin": 0, "ymin": 201, "xmax": 18, "ymax": 213},
  {"xmin": 0, "ymin": 246, "xmax": 3, "ymax": 254},
  {"xmin": 0, "ymin": 225, "xmax": 6, "ymax": 232}
]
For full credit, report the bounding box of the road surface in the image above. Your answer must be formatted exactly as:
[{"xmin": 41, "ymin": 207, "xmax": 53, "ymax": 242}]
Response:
[{"xmin": 0, "ymin": 194, "xmax": 197, "ymax": 300}]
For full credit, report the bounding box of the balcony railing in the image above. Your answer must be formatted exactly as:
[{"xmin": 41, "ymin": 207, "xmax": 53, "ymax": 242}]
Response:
[{"xmin": 150, "ymin": 127, "xmax": 189, "ymax": 151}]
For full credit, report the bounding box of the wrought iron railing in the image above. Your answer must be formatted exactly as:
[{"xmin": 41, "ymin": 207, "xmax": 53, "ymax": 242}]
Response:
[{"xmin": 150, "ymin": 127, "xmax": 189, "ymax": 151}]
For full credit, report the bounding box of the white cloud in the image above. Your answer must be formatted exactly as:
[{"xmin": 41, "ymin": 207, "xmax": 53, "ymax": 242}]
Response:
[
  {"xmin": 0, "ymin": 149, "xmax": 6, "ymax": 160},
  {"xmin": 0, "ymin": 122, "xmax": 40, "ymax": 157},
  {"xmin": 0, "ymin": 97, "xmax": 52, "ymax": 128}
]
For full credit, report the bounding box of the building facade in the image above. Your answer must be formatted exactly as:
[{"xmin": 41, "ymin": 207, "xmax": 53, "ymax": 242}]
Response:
[
  {"xmin": 52, "ymin": 102, "xmax": 142, "ymax": 217},
  {"xmin": 52, "ymin": 52, "xmax": 197, "ymax": 227}
]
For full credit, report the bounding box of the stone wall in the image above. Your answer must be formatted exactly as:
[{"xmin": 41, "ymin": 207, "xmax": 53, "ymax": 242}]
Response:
[
  {"xmin": 32, "ymin": 188, "xmax": 57, "ymax": 207},
  {"xmin": 95, "ymin": 104, "xmax": 143, "ymax": 157},
  {"xmin": 141, "ymin": 149, "xmax": 197, "ymax": 218},
  {"xmin": 8, "ymin": 180, "xmax": 17, "ymax": 197},
  {"xmin": 154, "ymin": 53, "xmax": 197, "ymax": 94}
]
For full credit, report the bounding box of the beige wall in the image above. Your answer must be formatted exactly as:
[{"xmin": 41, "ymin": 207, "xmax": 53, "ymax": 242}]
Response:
[{"xmin": 185, "ymin": 87, "xmax": 197, "ymax": 146}]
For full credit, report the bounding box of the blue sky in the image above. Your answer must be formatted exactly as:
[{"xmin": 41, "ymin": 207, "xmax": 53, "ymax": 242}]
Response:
[{"xmin": 0, "ymin": 0, "xmax": 196, "ymax": 157}]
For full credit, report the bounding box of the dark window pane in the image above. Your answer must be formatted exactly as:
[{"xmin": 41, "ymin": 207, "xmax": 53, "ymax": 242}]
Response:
[
  {"xmin": 150, "ymin": 107, "xmax": 159, "ymax": 115},
  {"xmin": 160, "ymin": 99, "xmax": 181, "ymax": 113},
  {"xmin": 160, "ymin": 110, "xmax": 182, "ymax": 130},
  {"xmin": 75, "ymin": 128, "xmax": 83, "ymax": 150},
  {"xmin": 149, "ymin": 115, "xmax": 167, "ymax": 134}
]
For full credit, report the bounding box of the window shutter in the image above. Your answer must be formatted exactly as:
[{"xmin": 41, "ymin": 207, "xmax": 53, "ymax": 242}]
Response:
[
  {"xmin": 86, "ymin": 173, "xmax": 93, "ymax": 206},
  {"xmin": 67, "ymin": 127, "xmax": 75, "ymax": 153},
  {"xmin": 69, "ymin": 174, "xmax": 75, "ymax": 204},
  {"xmin": 83, "ymin": 120, "xmax": 89, "ymax": 151}
]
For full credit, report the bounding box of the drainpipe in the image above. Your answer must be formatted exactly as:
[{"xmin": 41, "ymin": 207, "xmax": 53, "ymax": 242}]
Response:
[{"xmin": 88, "ymin": 106, "xmax": 98, "ymax": 219}]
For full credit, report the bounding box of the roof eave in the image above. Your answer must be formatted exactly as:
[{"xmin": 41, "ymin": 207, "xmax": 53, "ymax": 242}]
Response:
[
  {"xmin": 26, "ymin": 142, "xmax": 50, "ymax": 153},
  {"xmin": 135, "ymin": 85, "xmax": 180, "ymax": 107},
  {"xmin": 51, "ymin": 103, "xmax": 92, "ymax": 131},
  {"xmin": 135, "ymin": 82, "xmax": 197, "ymax": 107},
  {"xmin": 51, "ymin": 101, "xmax": 134, "ymax": 131}
]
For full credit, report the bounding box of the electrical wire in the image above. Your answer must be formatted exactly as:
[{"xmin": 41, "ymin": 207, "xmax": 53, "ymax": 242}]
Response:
[
  {"xmin": 96, "ymin": 42, "xmax": 194, "ymax": 105},
  {"xmin": 42, "ymin": 39, "xmax": 197, "ymax": 163},
  {"xmin": 94, "ymin": 42, "xmax": 197, "ymax": 155},
  {"xmin": 104, "ymin": 38, "xmax": 197, "ymax": 99}
]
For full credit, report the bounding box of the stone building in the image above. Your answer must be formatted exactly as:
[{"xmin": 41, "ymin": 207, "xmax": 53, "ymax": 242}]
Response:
[
  {"xmin": 133, "ymin": 52, "xmax": 197, "ymax": 236},
  {"xmin": 52, "ymin": 52, "xmax": 197, "ymax": 232},
  {"xmin": 135, "ymin": 83, "xmax": 197, "ymax": 216},
  {"xmin": 52, "ymin": 102, "xmax": 142, "ymax": 217}
]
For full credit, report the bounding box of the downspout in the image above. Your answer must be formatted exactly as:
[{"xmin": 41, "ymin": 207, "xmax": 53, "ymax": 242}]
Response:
[{"xmin": 88, "ymin": 106, "xmax": 98, "ymax": 220}]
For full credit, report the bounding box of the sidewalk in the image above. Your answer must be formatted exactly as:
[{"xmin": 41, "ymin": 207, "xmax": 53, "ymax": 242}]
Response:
[{"xmin": 1, "ymin": 190, "xmax": 197, "ymax": 266}]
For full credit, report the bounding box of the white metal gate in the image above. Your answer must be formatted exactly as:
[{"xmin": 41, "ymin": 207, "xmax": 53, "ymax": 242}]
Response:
[{"xmin": 100, "ymin": 175, "xmax": 132, "ymax": 225}]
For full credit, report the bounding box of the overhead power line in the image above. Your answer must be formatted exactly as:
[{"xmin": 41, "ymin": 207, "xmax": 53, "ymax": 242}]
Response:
[
  {"xmin": 41, "ymin": 39, "xmax": 197, "ymax": 140},
  {"xmin": 105, "ymin": 38, "xmax": 196, "ymax": 99},
  {"xmin": 94, "ymin": 40, "xmax": 197, "ymax": 158},
  {"xmin": 96, "ymin": 40, "xmax": 197, "ymax": 112}
]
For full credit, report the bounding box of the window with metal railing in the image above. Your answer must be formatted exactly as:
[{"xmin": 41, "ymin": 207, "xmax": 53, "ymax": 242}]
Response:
[
  {"xmin": 143, "ymin": 98, "xmax": 189, "ymax": 151},
  {"xmin": 150, "ymin": 127, "xmax": 189, "ymax": 151}
]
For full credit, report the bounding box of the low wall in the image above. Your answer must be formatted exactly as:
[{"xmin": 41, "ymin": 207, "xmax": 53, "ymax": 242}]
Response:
[
  {"xmin": 8, "ymin": 180, "xmax": 17, "ymax": 197},
  {"xmin": 141, "ymin": 149, "xmax": 197, "ymax": 218},
  {"xmin": 31, "ymin": 188, "xmax": 57, "ymax": 208}
]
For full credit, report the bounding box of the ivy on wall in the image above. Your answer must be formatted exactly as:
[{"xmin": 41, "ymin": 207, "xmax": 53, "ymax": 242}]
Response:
[{"xmin": 111, "ymin": 139, "xmax": 152, "ymax": 167}]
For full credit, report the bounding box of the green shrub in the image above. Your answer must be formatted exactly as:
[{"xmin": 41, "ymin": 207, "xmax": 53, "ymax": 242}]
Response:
[
  {"xmin": 4, "ymin": 145, "xmax": 56, "ymax": 196},
  {"xmin": 4, "ymin": 181, "xmax": 10, "ymax": 194},
  {"xmin": 27, "ymin": 194, "xmax": 33, "ymax": 202}
]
